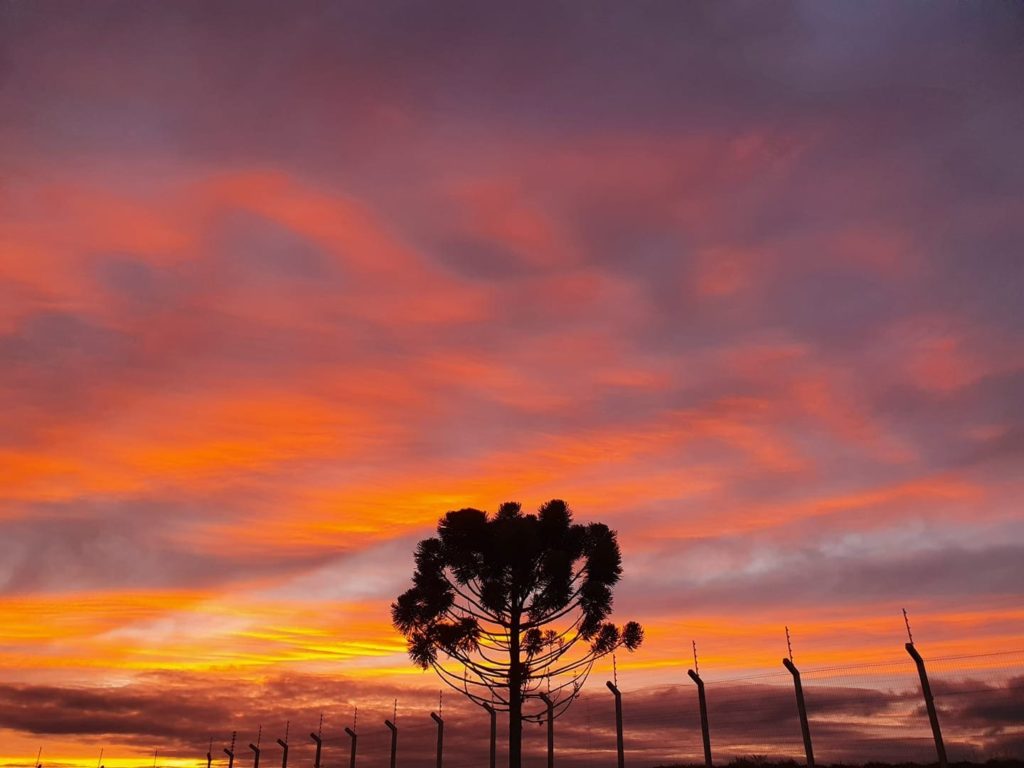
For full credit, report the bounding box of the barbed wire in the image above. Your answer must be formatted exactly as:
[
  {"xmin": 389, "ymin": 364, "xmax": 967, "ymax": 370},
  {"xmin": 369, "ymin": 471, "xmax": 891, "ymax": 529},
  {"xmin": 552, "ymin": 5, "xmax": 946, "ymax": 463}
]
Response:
[{"xmin": 71, "ymin": 647, "xmax": 1023, "ymax": 768}]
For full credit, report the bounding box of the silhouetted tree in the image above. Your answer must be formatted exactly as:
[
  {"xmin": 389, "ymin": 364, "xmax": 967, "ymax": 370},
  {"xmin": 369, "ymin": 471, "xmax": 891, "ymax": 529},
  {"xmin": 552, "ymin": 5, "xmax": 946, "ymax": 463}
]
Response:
[{"xmin": 392, "ymin": 499, "xmax": 643, "ymax": 768}]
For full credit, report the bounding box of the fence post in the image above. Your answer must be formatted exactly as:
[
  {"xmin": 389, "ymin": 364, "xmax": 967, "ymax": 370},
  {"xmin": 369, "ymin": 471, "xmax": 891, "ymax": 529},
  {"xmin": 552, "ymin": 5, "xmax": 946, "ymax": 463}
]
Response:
[
  {"xmin": 207, "ymin": 747, "xmax": 213, "ymax": 768},
  {"xmin": 782, "ymin": 659, "xmax": 814, "ymax": 768},
  {"xmin": 344, "ymin": 727, "xmax": 357, "ymax": 768},
  {"xmin": 687, "ymin": 669, "xmax": 712, "ymax": 768},
  {"xmin": 249, "ymin": 741, "xmax": 260, "ymax": 768},
  {"xmin": 384, "ymin": 719, "xmax": 398, "ymax": 768},
  {"xmin": 308, "ymin": 732, "xmax": 321, "ymax": 768},
  {"xmin": 606, "ymin": 681, "xmax": 625, "ymax": 768},
  {"xmin": 539, "ymin": 693, "xmax": 554, "ymax": 768},
  {"xmin": 224, "ymin": 732, "xmax": 236, "ymax": 768},
  {"xmin": 276, "ymin": 736, "xmax": 288, "ymax": 768},
  {"xmin": 905, "ymin": 642, "xmax": 948, "ymax": 768},
  {"xmin": 430, "ymin": 712, "xmax": 444, "ymax": 768},
  {"xmin": 482, "ymin": 703, "xmax": 497, "ymax": 768}
]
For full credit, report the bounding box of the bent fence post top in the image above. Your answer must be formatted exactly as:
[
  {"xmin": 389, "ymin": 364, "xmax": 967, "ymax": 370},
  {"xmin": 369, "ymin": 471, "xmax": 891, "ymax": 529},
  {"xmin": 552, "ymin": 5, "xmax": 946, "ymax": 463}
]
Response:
[
  {"xmin": 688, "ymin": 669, "xmax": 713, "ymax": 768},
  {"xmin": 344, "ymin": 727, "xmax": 357, "ymax": 768},
  {"xmin": 225, "ymin": 732, "xmax": 237, "ymax": 768},
  {"xmin": 276, "ymin": 739, "xmax": 288, "ymax": 768},
  {"xmin": 782, "ymin": 658, "xmax": 815, "ymax": 768},
  {"xmin": 906, "ymin": 642, "xmax": 948, "ymax": 768},
  {"xmin": 308, "ymin": 733, "xmax": 321, "ymax": 768},
  {"xmin": 607, "ymin": 681, "xmax": 625, "ymax": 768},
  {"xmin": 430, "ymin": 712, "xmax": 444, "ymax": 768}
]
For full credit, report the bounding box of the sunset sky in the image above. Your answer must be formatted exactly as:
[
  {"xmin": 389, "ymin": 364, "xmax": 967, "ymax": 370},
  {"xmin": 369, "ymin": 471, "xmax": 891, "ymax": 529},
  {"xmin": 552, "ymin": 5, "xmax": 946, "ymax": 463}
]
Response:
[{"xmin": 1, "ymin": 2, "xmax": 1023, "ymax": 766}]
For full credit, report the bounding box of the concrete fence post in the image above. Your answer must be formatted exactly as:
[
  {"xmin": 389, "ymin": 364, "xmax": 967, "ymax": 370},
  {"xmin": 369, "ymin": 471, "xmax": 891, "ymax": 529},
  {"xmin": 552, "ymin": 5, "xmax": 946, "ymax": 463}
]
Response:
[
  {"xmin": 344, "ymin": 727, "xmax": 357, "ymax": 768},
  {"xmin": 224, "ymin": 732, "xmax": 236, "ymax": 768},
  {"xmin": 482, "ymin": 703, "xmax": 497, "ymax": 768},
  {"xmin": 308, "ymin": 733, "xmax": 321, "ymax": 768},
  {"xmin": 782, "ymin": 658, "xmax": 814, "ymax": 768},
  {"xmin": 687, "ymin": 669, "xmax": 712, "ymax": 768},
  {"xmin": 384, "ymin": 719, "xmax": 398, "ymax": 768},
  {"xmin": 906, "ymin": 642, "xmax": 948, "ymax": 768},
  {"xmin": 539, "ymin": 693, "xmax": 554, "ymax": 768},
  {"xmin": 430, "ymin": 712, "xmax": 444, "ymax": 768},
  {"xmin": 606, "ymin": 681, "xmax": 625, "ymax": 768}
]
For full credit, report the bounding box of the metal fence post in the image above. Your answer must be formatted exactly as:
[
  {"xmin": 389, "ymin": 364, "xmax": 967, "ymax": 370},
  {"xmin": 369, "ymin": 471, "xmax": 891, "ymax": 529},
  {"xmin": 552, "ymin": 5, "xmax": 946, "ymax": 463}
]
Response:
[
  {"xmin": 782, "ymin": 658, "xmax": 814, "ymax": 767},
  {"xmin": 606, "ymin": 681, "xmax": 625, "ymax": 768},
  {"xmin": 430, "ymin": 712, "xmax": 444, "ymax": 768},
  {"xmin": 482, "ymin": 703, "xmax": 497, "ymax": 768},
  {"xmin": 687, "ymin": 669, "xmax": 712, "ymax": 768},
  {"xmin": 384, "ymin": 719, "xmax": 398, "ymax": 768},
  {"xmin": 248, "ymin": 741, "xmax": 260, "ymax": 768},
  {"xmin": 276, "ymin": 735, "xmax": 288, "ymax": 768},
  {"xmin": 906, "ymin": 642, "xmax": 948, "ymax": 768}
]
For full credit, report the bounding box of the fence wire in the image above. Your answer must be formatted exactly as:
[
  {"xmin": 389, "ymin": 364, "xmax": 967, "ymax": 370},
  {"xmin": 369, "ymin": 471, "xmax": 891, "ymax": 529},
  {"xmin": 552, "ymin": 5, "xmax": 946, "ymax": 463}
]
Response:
[{"xmin": 194, "ymin": 649, "xmax": 1023, "ymax": 768}]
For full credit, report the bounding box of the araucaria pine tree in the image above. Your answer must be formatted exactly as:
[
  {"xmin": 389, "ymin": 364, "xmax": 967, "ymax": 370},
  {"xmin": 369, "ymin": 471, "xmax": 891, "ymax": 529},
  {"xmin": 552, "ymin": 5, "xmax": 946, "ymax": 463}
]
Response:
[{"xmin": 391, "ymin": 500, "xmax": 643, "ymax": 768}]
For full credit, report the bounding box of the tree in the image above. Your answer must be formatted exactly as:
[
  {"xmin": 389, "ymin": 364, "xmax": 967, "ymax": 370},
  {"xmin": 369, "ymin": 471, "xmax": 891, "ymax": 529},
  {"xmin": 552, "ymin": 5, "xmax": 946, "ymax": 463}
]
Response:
[{"xmin": 391, "ymin": 499, "xmax": 643, "ymax": 768}]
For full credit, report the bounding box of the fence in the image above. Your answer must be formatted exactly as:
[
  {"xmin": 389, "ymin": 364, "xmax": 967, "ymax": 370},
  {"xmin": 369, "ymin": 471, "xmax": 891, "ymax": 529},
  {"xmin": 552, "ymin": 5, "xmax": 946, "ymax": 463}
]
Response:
[{"xmin": 183, "ymin": 642, "xmax": 1024, "ymax": 768}]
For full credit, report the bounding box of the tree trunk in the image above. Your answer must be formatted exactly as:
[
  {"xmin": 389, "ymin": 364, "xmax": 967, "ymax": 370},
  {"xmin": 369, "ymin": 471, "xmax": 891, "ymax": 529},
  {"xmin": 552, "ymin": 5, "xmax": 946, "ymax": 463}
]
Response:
[{"xmin": 508, "ymin": 617, "xmax": 522, "ymax": 768}]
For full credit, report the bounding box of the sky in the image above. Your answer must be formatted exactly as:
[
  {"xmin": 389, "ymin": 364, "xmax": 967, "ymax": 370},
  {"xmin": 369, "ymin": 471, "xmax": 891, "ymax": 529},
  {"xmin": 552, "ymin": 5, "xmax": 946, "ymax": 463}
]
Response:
[{"xmin": 1, "ymin": 1, "xmax": 1023, "ymax": 766}]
